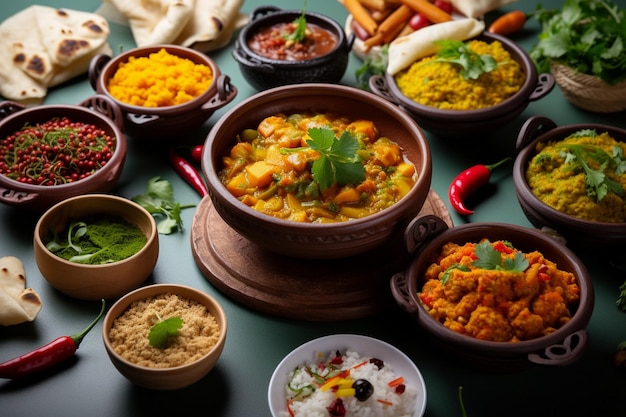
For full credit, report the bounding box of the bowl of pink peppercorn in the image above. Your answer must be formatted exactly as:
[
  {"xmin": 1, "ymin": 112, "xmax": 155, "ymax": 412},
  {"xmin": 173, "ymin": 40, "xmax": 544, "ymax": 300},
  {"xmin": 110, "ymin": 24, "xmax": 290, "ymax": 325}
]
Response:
[{"xmin": 0, "ymin": 95, "xmax": 127, "ymax": 213}]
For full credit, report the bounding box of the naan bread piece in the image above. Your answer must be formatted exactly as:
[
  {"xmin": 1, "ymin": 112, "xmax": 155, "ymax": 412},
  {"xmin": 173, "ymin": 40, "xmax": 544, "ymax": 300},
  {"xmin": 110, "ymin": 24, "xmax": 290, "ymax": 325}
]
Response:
[
  {"xmin": 387, "ymin": 18, "xmax": 485, "ymax": 76},
  {"xmin": 0, "ymin": 6, "xmax": 111, "ymax": 104},
  {"xmin": 0, "ymin": 256, "xmax": 42, "ymax": 326},
  {"xmin": 450, "ymin": 0, "xmax": 518, "ymax": 18}
]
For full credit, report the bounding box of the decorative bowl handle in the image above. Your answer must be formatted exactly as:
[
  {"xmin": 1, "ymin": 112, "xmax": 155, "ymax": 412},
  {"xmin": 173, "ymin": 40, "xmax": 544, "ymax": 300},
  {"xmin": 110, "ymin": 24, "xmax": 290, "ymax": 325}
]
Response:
[
  {"xmin": 88, "ymin": 54, "xmax": 111, "ymax": 91},
  {"xmin": 403, "ymin": 214, "xmax": 449, "ymax": 255},
  {"xmin": 232, "ymin": 43, "xmax": 275, "ymax": 74},
  {"xmin": 0, "ymin": 188, "xmax": 37, "ymax": 206},
  {"xmin": 0, "ymin": 101, "xmax": 26, "ymax": 121},
  {"xmin": 79, "ymin": 94, "xmax": 125, "ymax": 131},
  {"xmin": 390, "ymin": 272, "xmax": 419, "ymax": 315},
  {"xmin": 528, "ymin": 73, "xmax": 555, "ymax": 102},
  {"xmin": 528, "ymin": 329, "xmax": 588, "ymax": 366},
  {"xmin": 368, "ymin": 75, "xmax": 397, "ymax": 104},
  {"xmin": 200, "ymin": 74, "xmax": 238, "ymax": 112},
  {"xmin": 249, "ymin": 5, "xmax": 282, "ymax": 21},
  {"xmin": 515, "ymin": 115, "xmax": 558, "ymax": 153}
]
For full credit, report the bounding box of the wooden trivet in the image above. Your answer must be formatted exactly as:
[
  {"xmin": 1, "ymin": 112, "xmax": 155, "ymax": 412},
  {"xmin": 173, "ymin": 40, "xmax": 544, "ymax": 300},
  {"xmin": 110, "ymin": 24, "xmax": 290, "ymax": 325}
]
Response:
[{"xmin": 191, "ymin": 189, "xmax": 452, "ymax": 321}]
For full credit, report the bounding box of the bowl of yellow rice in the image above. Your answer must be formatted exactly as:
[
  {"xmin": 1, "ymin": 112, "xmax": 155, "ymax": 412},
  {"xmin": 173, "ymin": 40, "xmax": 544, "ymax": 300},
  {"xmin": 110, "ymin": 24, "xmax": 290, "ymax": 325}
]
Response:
[
  {"xmin": 369, "ymin": 32, "xmax": 554, "ymax": 138},
  {"xmin": 89, "ymin": 45, "xmax": 238, "ymax": 140}
]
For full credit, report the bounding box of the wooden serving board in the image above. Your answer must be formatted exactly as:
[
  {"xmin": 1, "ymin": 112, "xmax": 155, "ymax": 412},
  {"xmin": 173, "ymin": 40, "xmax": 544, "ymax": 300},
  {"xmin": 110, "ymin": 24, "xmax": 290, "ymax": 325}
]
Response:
[{"xmin": 191, "ymin": 189, "xmax": 452, "ymax": 321}]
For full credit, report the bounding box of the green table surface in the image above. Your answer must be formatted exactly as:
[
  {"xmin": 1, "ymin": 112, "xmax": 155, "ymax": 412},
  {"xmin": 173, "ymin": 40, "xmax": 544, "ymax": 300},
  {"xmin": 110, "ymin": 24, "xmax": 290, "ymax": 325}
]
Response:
[{"xmin": 1, "ymin": 1, "xmax": 625, "ymax": 416}]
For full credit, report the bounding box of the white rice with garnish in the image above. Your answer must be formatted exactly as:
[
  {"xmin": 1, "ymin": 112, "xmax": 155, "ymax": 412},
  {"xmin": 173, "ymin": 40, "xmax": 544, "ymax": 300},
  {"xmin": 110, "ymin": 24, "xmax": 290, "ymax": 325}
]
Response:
[{"xmin": 279, "ymin": 350, "xmax": 418, "ymax": 417}]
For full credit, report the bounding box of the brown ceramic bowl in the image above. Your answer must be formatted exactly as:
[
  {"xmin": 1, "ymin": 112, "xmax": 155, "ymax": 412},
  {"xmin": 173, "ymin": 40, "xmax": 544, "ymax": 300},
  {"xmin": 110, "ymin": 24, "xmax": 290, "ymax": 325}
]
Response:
[
  {"xmin": 34, "ymin": 194, "xmax": 159, "ymax": 300},
  {"xmin": 102, "ymin": 284, "xmax": 227, "ymax": 390},
  {"xmin": 513, "ymin": 116, "xmax": 626, "ymax": 248},
  {"xmin": 391, "ymin": 216, "xmax": 594, "ymax": 370},
  {"xmin": 89, "ymin": 44, "xmax": 237, "ymax": 140},
  {"xmin": 232, "ymin": 5, "xmax": 354, "ymax": 91},
  {"xmin": 369, "ymin": 32, "xmax": 555, "ymax": 138},
  {"xmin": 0, "ymin": 97, "xmax": 127, "ymax": 213},
  {"xmin": 201, "ymin": 83, "xmax": 432, "ymax": 259}
]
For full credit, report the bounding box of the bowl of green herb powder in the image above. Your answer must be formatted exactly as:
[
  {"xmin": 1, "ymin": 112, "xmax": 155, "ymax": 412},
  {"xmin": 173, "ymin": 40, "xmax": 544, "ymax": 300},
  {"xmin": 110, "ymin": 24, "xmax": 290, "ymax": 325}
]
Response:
[{"xmin": 34, "ymin": 194, "xmax": 159, "ymax": 300}]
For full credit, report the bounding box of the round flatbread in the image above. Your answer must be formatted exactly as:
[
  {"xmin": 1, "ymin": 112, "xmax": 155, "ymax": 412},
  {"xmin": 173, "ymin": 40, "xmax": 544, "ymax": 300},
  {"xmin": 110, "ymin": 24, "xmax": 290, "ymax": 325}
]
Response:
[{"xmin": 0, "ymin": 256, "xmax": 42, "ymax": 326}]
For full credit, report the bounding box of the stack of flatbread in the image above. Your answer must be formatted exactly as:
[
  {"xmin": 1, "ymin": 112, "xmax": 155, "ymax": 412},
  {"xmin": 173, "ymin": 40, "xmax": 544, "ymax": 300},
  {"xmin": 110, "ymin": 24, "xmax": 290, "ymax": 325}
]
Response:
[
  {"xmin": 450, "ymin": 0, "xmax": 518, "ymax": 18},
  {"xmin": 0, "ymin": 256, "xmax": 42, "ymax": 326},
  {"xmin": 0, "ymin": 6, "xmax": 112, "ymax": 105},
  {"xmin": 97, "ymin": 0, "xmax": 248, "ymax": 53}
]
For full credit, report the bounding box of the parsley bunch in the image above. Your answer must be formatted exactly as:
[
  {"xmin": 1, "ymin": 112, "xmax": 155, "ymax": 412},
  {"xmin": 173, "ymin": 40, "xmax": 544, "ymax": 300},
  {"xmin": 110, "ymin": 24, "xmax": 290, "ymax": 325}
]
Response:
[{"xmin": 530, "ymin": 0, "xmax": 626, "ymax": 85}]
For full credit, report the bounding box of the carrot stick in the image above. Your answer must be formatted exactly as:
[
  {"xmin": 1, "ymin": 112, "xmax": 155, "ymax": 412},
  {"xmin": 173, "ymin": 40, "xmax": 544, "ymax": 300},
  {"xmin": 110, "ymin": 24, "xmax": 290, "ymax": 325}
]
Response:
[
  {"xmin": 400, "ymin": 0, "xmax": 453, "ymax": 23},
  {"xmin": 344, "ymin": 0, "xmax": 378, "ymax": 36},
  {"xmin": 364, "ymin": 4, "xmax": 413, "ymax": 47},
  {"xmin": 358, "ymin": 0, "xmax": 388, "ymax": 12},
  {"xmin": 487, "ymin": 10, "xmax": 528, "ymax": 35}
]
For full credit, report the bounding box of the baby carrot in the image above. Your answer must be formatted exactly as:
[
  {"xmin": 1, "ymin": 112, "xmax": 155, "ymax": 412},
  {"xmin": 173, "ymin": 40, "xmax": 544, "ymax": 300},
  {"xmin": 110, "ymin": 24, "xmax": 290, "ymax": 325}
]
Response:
[
  {"xmin": 365, "ymin": 4, "xmax": 413, "ymax": 47},
  {"xmin": 400, "ymin": 0, "xmax": 453, "ymax": 24},
  {"xmin": 488, "ymin": 10, "xmax": 528, "ymax": 35},
  {"xmin": 344, "ymin": 0, "xmax": 378, "ymax": 36}
]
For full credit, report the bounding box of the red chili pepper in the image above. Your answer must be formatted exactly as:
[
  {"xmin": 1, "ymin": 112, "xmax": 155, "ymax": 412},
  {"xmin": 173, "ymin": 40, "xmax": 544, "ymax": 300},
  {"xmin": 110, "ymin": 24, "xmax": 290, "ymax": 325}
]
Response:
[
  {"xmin": 190, "ymin": 145, "xmax": 204, "ymax": 163},
  {"xmin": 488, "ymin": 10, "xmax": 529, "ymax": 36},
  {"xmin": 0, "ymin": 299, "xmax": 105, "ymax": 379},
  {"xmin": 448, "ymin": 157, "xmax": 511, "ymax": 216},
  {"xmin": 168, "ymin": 147, "xmax": 208, "ymax": 197}
]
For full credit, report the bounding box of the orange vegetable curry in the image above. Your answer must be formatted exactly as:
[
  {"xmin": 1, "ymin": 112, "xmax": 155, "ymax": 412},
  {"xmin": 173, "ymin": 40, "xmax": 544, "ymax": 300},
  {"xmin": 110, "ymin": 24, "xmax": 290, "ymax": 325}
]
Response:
[{"xmin": 219, "ymin": 113, "xmax": 417, "ymax": 223}]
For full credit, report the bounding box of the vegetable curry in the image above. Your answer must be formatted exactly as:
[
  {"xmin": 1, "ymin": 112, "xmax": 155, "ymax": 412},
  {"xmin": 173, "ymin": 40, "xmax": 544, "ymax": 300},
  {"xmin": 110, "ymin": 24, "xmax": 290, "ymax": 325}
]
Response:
[{"xmin": 219, "ymin": 113, "xmax": 417, "ymax": 223}]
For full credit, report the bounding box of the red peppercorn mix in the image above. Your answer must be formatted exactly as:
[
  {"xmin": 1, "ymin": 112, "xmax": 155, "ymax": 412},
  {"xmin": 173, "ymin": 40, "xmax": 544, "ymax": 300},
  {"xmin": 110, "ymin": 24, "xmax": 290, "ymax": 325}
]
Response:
[{"xmin": 0, "ymin": 117, "xmax": 116, "ymax": 186}]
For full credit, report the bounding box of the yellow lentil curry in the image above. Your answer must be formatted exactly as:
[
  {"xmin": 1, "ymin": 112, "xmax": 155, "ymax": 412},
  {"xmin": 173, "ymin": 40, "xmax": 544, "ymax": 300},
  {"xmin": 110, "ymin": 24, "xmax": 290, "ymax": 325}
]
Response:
[
  {"xmin": 106, "ymin": 48, "xmax": 213, "ymax": 107},
  {"xmin": 419, "ymin": 239, "xmax": 579, "ymax": 342},
  {"xmin": 108, "ymin": 293, "xmax": 220, "ymax": 368},
  {"xmin": 394, "ymin": 40, "xmax": 525, "ymax": 110},
  {"xmin": 219, "ymin": 113, "xmax": 417, "ymax": 223},
  {"xmin": 526, "ymin": 130, "xmax": 626, "ymax": 223}
]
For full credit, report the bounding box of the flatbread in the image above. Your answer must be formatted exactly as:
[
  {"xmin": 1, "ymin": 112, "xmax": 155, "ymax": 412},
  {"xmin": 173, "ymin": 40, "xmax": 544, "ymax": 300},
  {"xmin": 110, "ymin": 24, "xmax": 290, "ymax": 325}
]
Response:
[
  {"xmin": 450, "ymin": 0, "xmax": 518, "ymax": 18},
  {"xmin": 387, "ymin": 18, "xmax": 485, "ymax": 76},
  {"xmin": 100, "ymin": 0, "xmax": 247, "ymax": 53},
  {"xmin": 0, "ymin": 6, "xmax": 112, "ymax": 104},
  {"xmin": 0, "ymin": 256, "xmax": 42, "ymax": 326}
]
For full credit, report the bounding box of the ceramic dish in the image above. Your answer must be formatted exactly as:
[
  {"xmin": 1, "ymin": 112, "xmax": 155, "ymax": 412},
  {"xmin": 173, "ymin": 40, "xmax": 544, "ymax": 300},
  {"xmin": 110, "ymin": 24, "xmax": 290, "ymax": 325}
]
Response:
[{"xmin": 268, "ymin": 334, "xmax": 427, "ymax": 417}]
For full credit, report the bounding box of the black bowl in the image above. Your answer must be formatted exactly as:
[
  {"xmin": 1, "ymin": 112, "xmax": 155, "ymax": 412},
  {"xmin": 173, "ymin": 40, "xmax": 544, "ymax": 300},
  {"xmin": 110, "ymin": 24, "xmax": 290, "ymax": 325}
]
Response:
[{"xmin": 232, "ymin": 5, "xmax": 354, "ymax": 91}]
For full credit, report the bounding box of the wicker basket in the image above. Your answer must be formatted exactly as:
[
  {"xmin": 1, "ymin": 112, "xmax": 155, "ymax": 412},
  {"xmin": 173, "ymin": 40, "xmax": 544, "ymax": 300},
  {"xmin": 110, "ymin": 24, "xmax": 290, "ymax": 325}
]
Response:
[{"xmin": 550, "ymin": 62, "xmax": 626, "ymax": 113}]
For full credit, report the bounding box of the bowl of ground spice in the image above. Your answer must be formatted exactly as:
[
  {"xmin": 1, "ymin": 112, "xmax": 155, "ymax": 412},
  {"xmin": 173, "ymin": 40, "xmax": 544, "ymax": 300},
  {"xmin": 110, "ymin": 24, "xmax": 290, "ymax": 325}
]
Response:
[
  {"xmin": 0, "ymin": 97, "xmax": 127, "ymax": 213},
  {"xmin": 369, "ymin": 32, "xmax": 555, "ymax": 138},
  {"xmin": 34, "ymin": 194, "xmax": 159, "ymax": 300},
  {"xmin": 89, "ymin": 44, "xmax": 237, "ymax": 140},
  {"xmin": 102, "ymin": 284, "xmax": 227, "ymax": 390},
  {"xmin": 513, "ymin": 116, "xmax": 626, "ymax": 248}
]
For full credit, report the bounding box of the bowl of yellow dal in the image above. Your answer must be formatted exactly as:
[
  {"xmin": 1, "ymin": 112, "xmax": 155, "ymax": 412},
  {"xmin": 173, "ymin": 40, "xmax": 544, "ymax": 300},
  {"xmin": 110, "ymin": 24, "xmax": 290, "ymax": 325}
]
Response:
[
  {"xmin": 369, "ymin": 32, "xmax": 554, "ymax": 138},
  {"xmin": 513, "ymin": 116, "xmax": 626, "ymax": 248},
  {"xmin": 89, "ymin": 45, "xmax": 237, "ymax": 140}
]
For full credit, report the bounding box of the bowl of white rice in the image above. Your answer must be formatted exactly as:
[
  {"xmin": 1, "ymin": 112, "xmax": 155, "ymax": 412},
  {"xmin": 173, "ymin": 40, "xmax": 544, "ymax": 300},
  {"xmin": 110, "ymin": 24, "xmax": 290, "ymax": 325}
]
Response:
[{"xmin": 268, "ymin": 334, "xmax": 427, "ymax": 417}]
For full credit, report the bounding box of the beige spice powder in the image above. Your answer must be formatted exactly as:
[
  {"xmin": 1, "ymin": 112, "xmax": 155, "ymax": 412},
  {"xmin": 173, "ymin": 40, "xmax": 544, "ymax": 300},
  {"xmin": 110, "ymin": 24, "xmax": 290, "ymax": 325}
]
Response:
[{"xmin": 108, "ymin": 292, "xmax": 220, "ymax": 368}]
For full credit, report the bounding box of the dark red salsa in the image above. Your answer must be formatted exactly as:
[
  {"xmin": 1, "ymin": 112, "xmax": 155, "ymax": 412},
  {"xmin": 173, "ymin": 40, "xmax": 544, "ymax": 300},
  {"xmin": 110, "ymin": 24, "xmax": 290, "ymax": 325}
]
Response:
[{"xmin": 247, "ymin": 22, "xmax": 338, "ymax": 61}]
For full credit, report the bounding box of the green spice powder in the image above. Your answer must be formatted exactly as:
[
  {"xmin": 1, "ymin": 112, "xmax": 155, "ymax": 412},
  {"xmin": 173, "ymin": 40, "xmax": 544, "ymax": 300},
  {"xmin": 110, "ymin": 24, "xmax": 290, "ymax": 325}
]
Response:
[{"xmin": 46, "ymin": 215, "xmax": 147, "ymax": 264}]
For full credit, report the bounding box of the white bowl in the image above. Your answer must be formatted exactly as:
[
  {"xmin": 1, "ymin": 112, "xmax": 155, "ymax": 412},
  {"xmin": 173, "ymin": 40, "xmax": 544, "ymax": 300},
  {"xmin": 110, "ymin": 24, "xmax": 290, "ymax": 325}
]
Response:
[{"xmin": 268, "ymin": 334, "xmax": 427, "ymax": 417}]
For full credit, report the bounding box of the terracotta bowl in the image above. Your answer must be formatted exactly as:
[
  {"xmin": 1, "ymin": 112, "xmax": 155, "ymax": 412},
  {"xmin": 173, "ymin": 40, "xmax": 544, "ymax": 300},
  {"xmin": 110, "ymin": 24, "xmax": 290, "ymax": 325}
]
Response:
[
  {"xmin": 34, "ymin": 194, "xmax": 159, "ymax": 300},
  {"xmin": 102, "ymin": 284, "xmax": 227, "ymax": 390},
  {"xmin": 201, "ymin": 83, "xmax": 433, "ymax": 259},
  {"xmin": 232, "ymin": 5, "xmax": 354, "ymax": 91},
  {"xmin": 0, "ymin": 97, "xmax": 127, "ymax": 213},
  {"xmin": 268, "ymin": 334, "xmax": 427, "ymax": 417},
  {"xmin": 391, "ymin": 216, "xmax": 594, "ymax": 370},
  {"xmin": 89, "ymin": 44, "xmax": 237, "ymax": 140},
  {"xmin": 513, "ymin": 115, "xmax": 626, "ymax": 248},
  {"xmin": 369, "ymin": 32, "xmax": 555, "ymax": 138}
]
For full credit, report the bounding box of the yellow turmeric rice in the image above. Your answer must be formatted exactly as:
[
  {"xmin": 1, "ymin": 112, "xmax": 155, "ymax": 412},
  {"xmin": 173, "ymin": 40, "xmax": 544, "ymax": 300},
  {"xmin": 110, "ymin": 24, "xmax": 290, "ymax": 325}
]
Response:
[
  {"xmin": 106, "ymin": 48, "xmax": 213, "ymax": 107},
  {"xmin": 394, "ymin": 40, "xmax": 525, "ymax": 110},
  {"xmin": 526, "ymin": 131, "xmax": 626, "ymax": 223}
]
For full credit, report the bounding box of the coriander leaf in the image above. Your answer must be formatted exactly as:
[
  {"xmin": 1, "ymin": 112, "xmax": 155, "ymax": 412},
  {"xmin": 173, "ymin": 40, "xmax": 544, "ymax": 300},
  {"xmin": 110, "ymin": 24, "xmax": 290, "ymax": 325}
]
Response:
[
  {"xmin": 429, "ymin": 40, "xmax": 498, "ymax": 80},
  {"xmin": 472, "ymin": 241, "xmax": 503, "ymax": 270},
  {"xmin": 503, "ymin": 252, "xmax": 530, "ymax": 272},
  {"xmin": 441, "ymin": 264, "xmax": 471, "ymax": 285},
  {"xmin": 355, "ymin": 45, "xmax": 389, "ymax": 90},
  {"xmin": 132, "ymin": 177, "xmax": 195, "ymax": 234},
  {"xmin": 284, "ymin": 1, "xmax": 307, "ymax": 43},
  {"xmin": 149, "ymin": 316, "xmax": 183, "ymax": 349}
]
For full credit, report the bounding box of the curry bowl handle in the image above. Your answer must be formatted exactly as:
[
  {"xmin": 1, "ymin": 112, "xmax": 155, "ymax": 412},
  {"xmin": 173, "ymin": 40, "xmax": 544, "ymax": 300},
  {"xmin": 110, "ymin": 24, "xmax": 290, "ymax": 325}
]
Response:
[
  {"xmin": 368, "ymin": 75, "xmax": 398, "ymax": 105},
  {"xmin": 527, "ymin": 329, "xmax": 588, "ymax": 366},
  {"xmin": 390, "ymin": 272, "xmax": 419, "ymax": 316},
  {"xmin": 0, "ymin": 188, "xmax": 37, "ymax": 206},
  {"xmin": 200, "ymin": 75, "xmax": 238, "ymax": 112},
  {"xmin": 528, "ymin": 73, "xmax": 555, "ymax": 102},
  {"xmin": 515, "ymin": 115, "xmax": 558, "ymax": 153},
  {"xmin": 403, "ymin": 214, "xmax": 449, "ymax": 256},
  {"xmin": 89, "ymin": 54, "xmax": 111, "ymax": 91}
]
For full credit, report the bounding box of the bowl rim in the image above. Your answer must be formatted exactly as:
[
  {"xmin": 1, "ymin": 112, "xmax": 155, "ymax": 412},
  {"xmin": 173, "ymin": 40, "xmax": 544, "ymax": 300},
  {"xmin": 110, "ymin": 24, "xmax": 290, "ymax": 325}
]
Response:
[
  {"xmin": 382, "ymin": 31, "xmax": 539, "ymax": 120},
  {"xmin": 202, "ymin": 82, "xmax": 432, "ymax": 232},
  {"xmin": 513, "ymin": 122, "xmax": 626, "ymax": 229},
  {"xmin": 404, "ymin": 222, "xmax": 594, "ymax": 353},
  {"xmin": 34, "ymin": 193, "xmax": 158, "ymax": 269},
  {"xmin": 94, "ymin": 44, "xmax": 222, "ymax": 114},
  {"xmin": 102, "ymin": 283, "xmax": 228, "ymax": 372},
  {"xmin": 267, "ymin": 333, "xmax": 427, "ymax": 417},
  {"xmin": 0, "ymin": 104, "xmax": 127, "ymax": 191},
  {"xmin": 236, "ymin": 7, "xmax": 349, "ymax": 67}
]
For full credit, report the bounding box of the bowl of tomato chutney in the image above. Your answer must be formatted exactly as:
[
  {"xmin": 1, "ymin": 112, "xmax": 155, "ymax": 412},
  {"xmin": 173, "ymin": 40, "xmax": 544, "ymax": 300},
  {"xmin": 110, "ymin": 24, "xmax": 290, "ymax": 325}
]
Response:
[{"xmin": 232, "ymin": 5, "xmax": 354, "ymax": 91}]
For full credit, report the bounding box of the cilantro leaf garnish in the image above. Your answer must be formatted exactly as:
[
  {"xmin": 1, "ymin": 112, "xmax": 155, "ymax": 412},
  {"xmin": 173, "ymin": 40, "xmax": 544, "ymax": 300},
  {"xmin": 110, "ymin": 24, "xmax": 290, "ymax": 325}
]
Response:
[
  {"xmin": 430, "ymin": 40, "xmax": 498, "ymax": 80},
  {"xmin": 149, "ymin": 314, "xmax": 183, "ymax": 349},
  {"xmin": 355, "ymin": 45, "xmax": 389, "ymax": 90},
  {"xmin": 132, "ymin": 177, "xmax": 196, "ymax": 234},
  {"xmin": 441, "ymin": 264, "xmax": 471, "ymax": 285},
  {"xmin": 284, "ymin": 1, "xmax": 307, "ymax": 43},
  {"xmin": 472, "ymin": 241, "xmax": 529, "ymax": 272}
]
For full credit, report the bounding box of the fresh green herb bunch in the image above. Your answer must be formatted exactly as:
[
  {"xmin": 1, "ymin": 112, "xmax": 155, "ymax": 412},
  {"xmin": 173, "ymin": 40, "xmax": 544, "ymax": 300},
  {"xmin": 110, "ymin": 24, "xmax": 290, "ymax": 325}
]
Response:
[{"xmin": 530, "ymin": 0, "xmax": 626, "ymax": 85}]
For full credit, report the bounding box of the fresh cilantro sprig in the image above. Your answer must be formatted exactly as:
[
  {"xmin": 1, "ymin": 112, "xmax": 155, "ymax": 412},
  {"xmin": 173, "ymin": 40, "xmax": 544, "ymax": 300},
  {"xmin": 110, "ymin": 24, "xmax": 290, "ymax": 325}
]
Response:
[
  {"xmin": 284, "ymin": 1, "xmax": 308, "ymax": 43},
  {"xmin": 149, "ymin": 313, "xmax": 183, "ymax": 349},
  {"xmin": 355, "ymin": 45, "xmax": 389, "ymax": 90},
  {"xmin": 132, "ymin": 177, "xmax": 196, "ymax": 234},
  {"xmin": 282, "ymin": 127, "xmax": 366, "ymax": 191},
  {"xmin": 429, "ymin": 39, "xmax": 498, "ymax": 80},
  {"xmin": 555, "ymin": 132, "xmax": 626, "ymax": 202},
  {"xmin": 440, "ymin": 241, "xmax": 529, "ymax": 285}
]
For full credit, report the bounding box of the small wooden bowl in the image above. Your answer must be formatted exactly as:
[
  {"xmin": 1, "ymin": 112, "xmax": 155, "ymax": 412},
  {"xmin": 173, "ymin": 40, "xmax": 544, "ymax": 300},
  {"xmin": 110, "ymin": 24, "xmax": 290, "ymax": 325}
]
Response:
[{"xmin": 34, "ymin": 194, "xmax": 158, "ymax": 300}]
